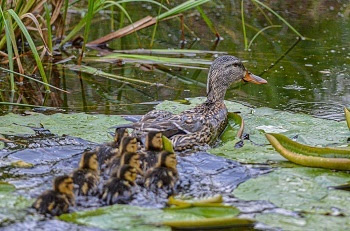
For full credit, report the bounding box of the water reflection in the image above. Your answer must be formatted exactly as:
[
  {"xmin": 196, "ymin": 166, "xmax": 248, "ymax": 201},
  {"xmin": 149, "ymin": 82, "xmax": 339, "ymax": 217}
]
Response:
[{"xmin": 0, "ymin": 0, "xmax": 349, "ymax": 120}]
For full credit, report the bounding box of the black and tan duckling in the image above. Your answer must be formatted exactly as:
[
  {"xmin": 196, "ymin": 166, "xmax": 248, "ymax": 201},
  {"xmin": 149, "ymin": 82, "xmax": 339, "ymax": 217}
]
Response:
[
  {"xmin": 32, "ymin": 175, "xmax": 74, "ymax": 216},
  {"xmin": 115, "ymin": 56, "xmax": 267, "ymax": 151},
  {"xmin": 97, "ymin": 128, "xmax": 129, "ymax": 168},
  {"xmin": 144, "ymin": 151, "xmax": 178, "ymax": 192},
  {"xmin": 101, "ymin": 165, "xmax": 137, "ymax": 205},
  {"xmin": 106, "ymin": 136, "xmax": 139, "ymax": 174},
  {"xmin": 71, "ymin": 151, "xmax": 100, "ymax": 196},
  {"xmin": 110, "ymin": 152, "xmax": 142, "ymax": 177},
  {"xmin": 140, "ymin": 131, "xmax": 163, "ymax": 172}
]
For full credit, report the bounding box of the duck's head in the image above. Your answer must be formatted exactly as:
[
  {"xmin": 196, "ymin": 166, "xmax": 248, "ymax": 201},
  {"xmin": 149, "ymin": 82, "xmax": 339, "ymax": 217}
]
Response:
[
  {"xmin": 53, "ymin": 175, "xmax": 74, "ymax": 195},
  {"xmin": 78, "ymin": 151, "xmax": 99, "ymax": 171},
  {"xmin": 145, "ymin": 131, "xmax": 163, "ymax": 151},
  {"xmin": 157, "ymin": 151, "xmax": 177, "ymax": 170},
  {"xmin": 119, "ymin": 137, "xmax": 138, "ymax": 155},
  {"xmin": 117, "ymin": 165, "xmax": 137, "ymax": 183},
  {"xmin": 206, "ymin": 55, "xmax": 267, "ymax": 102},
  {"xmin": 114, "ymin": 128, "xmax": 129, "ymax": 143}
]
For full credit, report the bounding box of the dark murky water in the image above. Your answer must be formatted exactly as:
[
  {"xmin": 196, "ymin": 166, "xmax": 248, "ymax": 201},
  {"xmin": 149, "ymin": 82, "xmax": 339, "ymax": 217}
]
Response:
[
  {"xmin": 0, "ymin": 0, "xmax": 349, "ymax": 120},
  {"xmin": 0, "ymin": 129, "xmax": 272, "ymax": 229}
]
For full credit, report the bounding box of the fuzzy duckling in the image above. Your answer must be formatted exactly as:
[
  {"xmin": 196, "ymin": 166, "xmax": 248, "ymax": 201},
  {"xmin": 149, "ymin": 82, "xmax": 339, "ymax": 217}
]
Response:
[
  {"xmin": 110, "ymin": 152, "xmax": 142, "ymax": 177},
  {"xmin": 71, "ymin": 151, "xmax": 100, "ymax": 196},
  {"xmin": 106, "ymin": 136, "xmax": 139, "ymax": 174},
  {"xmin": 97, "ymin": 128, "xmax": 129, "ymax": 169},
  {"xmin": 144, "ymin": 151, "xmax": 178, "ymax": 193},
  {"xmin": 140, "ymin": 131, "xmax": 163, "ymax": 172},
  {"xmin": 32, "ymin": 175, "xmax": 74, "ymax": 216},
  {"xmin": 101, "ymin": 165, "xmax": 137, "ymax": 205}
]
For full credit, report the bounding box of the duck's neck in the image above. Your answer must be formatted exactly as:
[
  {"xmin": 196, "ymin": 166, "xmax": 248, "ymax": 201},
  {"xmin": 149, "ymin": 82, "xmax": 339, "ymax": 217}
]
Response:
[{"xmin": 206, "ymin": 84, "xmax": 228, "ymax": 103}]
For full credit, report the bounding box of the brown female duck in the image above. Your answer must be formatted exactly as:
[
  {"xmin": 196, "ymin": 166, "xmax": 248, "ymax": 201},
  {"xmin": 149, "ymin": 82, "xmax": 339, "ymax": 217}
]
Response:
[{"xmin": 116, "ymin": 56, "xmax": 267, "ymax": 151}]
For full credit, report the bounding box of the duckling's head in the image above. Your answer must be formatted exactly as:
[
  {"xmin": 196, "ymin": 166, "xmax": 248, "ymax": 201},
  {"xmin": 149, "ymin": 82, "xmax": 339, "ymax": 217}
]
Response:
[
  {"xmin": 120, "ymin": 152, "xmax": 140, "ymax": 170},
  {"xmin": 119, "ymin": 137, "xmax": 138, "ymax": 155},
  {"xmin": 118, "ymin": 165, "xmax": 137, "ymax": 183},
  {"xmin": 157, "ymin": 151, "xmax": 177, "ymax": 169},
  {"xmin": 114, "ymin": 128, "xmax": 129, "ymax": 142},
  {"xmin": 145, "ymin": 131, "xmax": 163, "ymax": 151},
  {"xmin": 78, "ymin": 151, "xmax": 99, "ymax": 171},
  {"xmin": 53, "ymin": 175, "xmax": 74, "ymax": 195},
  {"xmin": 206, "ymin": 55, "xmax": 267, "ymax": 102}
]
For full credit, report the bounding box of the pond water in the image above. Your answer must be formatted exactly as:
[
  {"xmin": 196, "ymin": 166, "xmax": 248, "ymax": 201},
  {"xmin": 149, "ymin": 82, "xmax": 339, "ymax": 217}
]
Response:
[
  {"xmin": 0, "ymin": 0, "xmax": 349, "ymax": 120},
  {"xmin": 0, "ymin": 0, "xmax": 350, "ymax": 230}
]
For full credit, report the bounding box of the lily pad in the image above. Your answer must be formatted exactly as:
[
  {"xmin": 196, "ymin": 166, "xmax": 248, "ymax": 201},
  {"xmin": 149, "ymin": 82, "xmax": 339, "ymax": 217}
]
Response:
[
  {"xmin": 0, "ymin": 182, "xmax": 33, "ymax": 226},
  {"xmin": 60, "ymin": 204, "xmax": 244, "ymax": 230},
  {"xmin": 0, "ymin": 113, "xmax": 129, "ymax": 144},
  {"xmin": 266, "ymin": 133, "xmax": 350, "ymax": 170},
  {"xmin": 234, "ymin": 167, "xmax": 350, "ymax": 229}
]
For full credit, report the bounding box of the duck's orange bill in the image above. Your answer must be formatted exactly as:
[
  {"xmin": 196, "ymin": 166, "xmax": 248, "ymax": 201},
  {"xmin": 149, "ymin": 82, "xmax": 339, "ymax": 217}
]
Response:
[{"xmin": 243, "ymin": 71, "xmax": 267, "ymax": 84}]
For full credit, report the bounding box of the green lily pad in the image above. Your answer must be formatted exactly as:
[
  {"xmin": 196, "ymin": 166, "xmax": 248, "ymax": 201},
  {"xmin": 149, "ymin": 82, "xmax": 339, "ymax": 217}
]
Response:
[
  {"xmin": 0, "ymin": 112, "xmax": 129, "ymax": 144},
  {"xmin": 0, "ymin": 182, "xmax": 33, "ymax": 225},
  {"xmin": 266, "ymin": 133, "xmax": 350, "ymax": 170},
  {"xmin": 60, "ymin": 204, "xmax": 242, "ymax": 230},
  {"xmin": 234, "ymin": 167, "xmax": 350, "ymax": 229}
]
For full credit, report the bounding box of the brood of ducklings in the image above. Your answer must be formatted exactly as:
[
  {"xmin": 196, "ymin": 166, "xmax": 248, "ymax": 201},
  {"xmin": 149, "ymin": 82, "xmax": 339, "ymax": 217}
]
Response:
[
  {"xmin": 140, "ymin": 131, "xmax": 163, "ymax": 172},
  {"xmin": 101, "ymin": 165, "xmax": 137, "ymax": 205},
  {"xmin": 32, "ymin": 175, "xmax": 74, "ymax": 216},
  {"xmin": 97, "ymin": 128, "xmax": 129, "ymax": 168},
  {"xmin": 72, "ymin": 151, "xmax": 100, "ymax": 196},
  {"xmin": 110, "ymin": 152, "xmax": 142, "ymax": 177},
  {"xmin": 106, "ymin": 136, "xmax": 139, "ymax": 174},
  {"xmin": 144, "ymin": 151, "xmax": 178, "ymax": 192}
]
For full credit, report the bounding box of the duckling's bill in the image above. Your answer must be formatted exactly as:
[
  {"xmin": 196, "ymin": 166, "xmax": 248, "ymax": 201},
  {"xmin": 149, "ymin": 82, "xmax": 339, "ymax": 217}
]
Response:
[{"xmin": 243, "ymin": 71, "xmax": 267, "ymax": 84}]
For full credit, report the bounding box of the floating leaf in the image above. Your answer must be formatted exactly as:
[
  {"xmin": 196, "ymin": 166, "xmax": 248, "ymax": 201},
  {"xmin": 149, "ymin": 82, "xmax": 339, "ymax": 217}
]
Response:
[
  {"xmin": 162, "ymin": 136, "xmax": 174, "ymax": 153},
  {"xmin": 265, "ymin": 133, "xmax": 350, "ymax": 170},
  {"xmin": 163, "ymin": 216, "xmax": 254, "ymax": 229},
  {"xmin": 345, "ymin": 107, "xmax": 350, "ymax": 130},
  {"xmin": 11, "ymin": 160, "xmax": 34, "ymax": 168}
]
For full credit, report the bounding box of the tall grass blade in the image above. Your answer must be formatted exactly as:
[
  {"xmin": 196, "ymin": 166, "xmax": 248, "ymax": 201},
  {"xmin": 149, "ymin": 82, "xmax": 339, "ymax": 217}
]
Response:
[
  {"xmin": 196, "ymin": 6, "xmax": 220, "ymax": 38},
  {"xmin": 252, "ymin": 0, "xmax": 304, "ymax": 39},
  {"xmin": 44, "ymin": 3, "xmax": 53, "ymax": 53},
  {"xmin": 62, "ymin": 0, "xmax": 69, "ymax": 38},
  {"xmin": 0, "ymin": 6, "xmax": 14, "ymax": 92},
  {"xmin": 78, "ymin": 0, "xmax": 95, "ymax": 65},
  {"xmin": 8, "ymin": 9, "xmax": 50, "ymax": 92},
  {"xmin": 157, "ymin": 0, "xmax": 210, "ymax": 20},
  {"xmin": 241, "ymin": 0, "xmax": 248, "ymax": 50},
  {"xmin": 247, "ymin": 25, "xmax": 281, "ymax": 49},
  {"xmin": 150, "ymin": 0, "xmax": 163, "ymax": 48}
]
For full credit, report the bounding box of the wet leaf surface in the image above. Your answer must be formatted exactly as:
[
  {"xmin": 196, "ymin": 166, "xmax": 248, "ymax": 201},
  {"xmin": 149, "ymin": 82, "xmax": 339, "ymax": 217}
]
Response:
[{"xmin": 0, "ymin": 99, "xmax": 349, "ymax": 230}]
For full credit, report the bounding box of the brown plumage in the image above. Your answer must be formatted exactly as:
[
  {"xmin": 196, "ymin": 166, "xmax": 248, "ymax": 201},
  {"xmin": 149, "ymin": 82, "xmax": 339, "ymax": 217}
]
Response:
[
  {"xmin": 144, "ymin": 151, "xmax": 178, "ymax": 193},
  {"xmin": 139, "ymin": 131, "xmax": 163, "ymax": 172},
  {"xmin": 110, "ymin": 152, "xmax": 142, "ymax": 177},
  {"xmin": 32, "ymin": 175, "xmax": 74, "ymax": 216},
  {"xmin": 96, "ymin": 128, "xmax": 129, "ymax": 169},
  {"xmin": 101, "ymin": 165, "xmax": 137, "ymax": 205},
  {"xmin": 106, "ymin": 136, "xmax": 138, "ymax": 174},
  {"xmin": 114, "ymin": 56, "xmax": 267, "ymax": 151},
  {"xmin": 71, "ymin": 151, "xmax": 100, "ymax": 196}
]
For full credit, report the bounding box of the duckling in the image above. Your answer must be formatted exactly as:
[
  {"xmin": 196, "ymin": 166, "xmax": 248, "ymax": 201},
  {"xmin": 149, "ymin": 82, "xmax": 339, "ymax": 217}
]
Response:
[
  {"xmin": 140, "ymin": 131, "xmax": 163, "ymax": 172},
  {"xmin": 32, "ymin": 175, "xmax": 74, "ymax": 216},
  {"xmin": 144, "ymin": 151, "xmax": 178, "ymax": 193},
  {"xmin": 106, "ymin": 136, "xmax": 139, "ymax": 174},
  {"xmin": 71, "ymin": 151, "xmax": 100, "ymax": 196},
  {"xmin": 101, "ymin": 165, "xmax": 137, "ymax": 205},
  {"xmin": 97, "ymin": 128, "xmax": 129, "ymax": 169},
  {"xmin": 110, "ymin": 152, "xmax": 142, "ymax": 177}
]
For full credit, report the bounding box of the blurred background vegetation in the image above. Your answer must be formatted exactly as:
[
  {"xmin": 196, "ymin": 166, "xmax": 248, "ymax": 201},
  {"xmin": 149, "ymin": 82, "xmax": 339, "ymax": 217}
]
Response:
[{"xmin": 0, "ymin": 0, "xmax": 349, "ymax": 120}]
